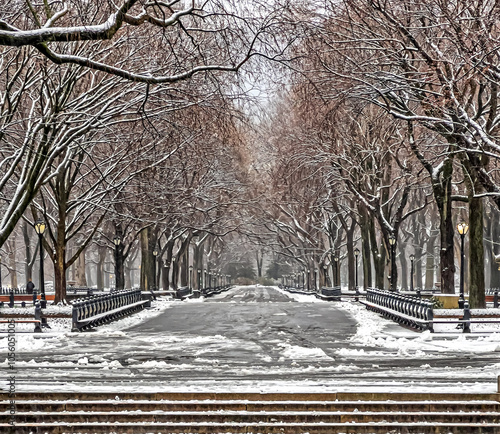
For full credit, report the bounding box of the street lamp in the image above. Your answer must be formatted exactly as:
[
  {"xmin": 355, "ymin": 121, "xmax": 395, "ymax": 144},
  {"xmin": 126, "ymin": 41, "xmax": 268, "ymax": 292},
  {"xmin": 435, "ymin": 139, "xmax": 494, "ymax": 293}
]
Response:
[
  {"xmin": 457, "ymin": 222, "xmax": 469, "ymax": 309},
  {"xmin": 0, "ymin": 255, "xmax": 2, "ymax": 290},
  {"xmin": 333, "ymin": 254, "xmax": 339, "ymax": 287},
  {"xmin": 409, "ymin": 254, "xmax": 415, "ymax": 294},
  {"xmin": 152, "ymin": 248, "xmax": 158, "ymax": 291},
  {"xmin": 307, "ymin": 269, "xmax": 311, "ymax": 291},
  {"xmin": 388, "ymin": 234, "xmax": 397, "ymax": 291},
  {"xmin": 354, "ymin": 247, "xmax": 360, "ymax": 296},
  {"xmin": 34, "ymin": 219, "xmax": 46, "ymax": 308},
  {"xmin": 113, "ymin": 236, "xmax": 121, "ymax": 290}
]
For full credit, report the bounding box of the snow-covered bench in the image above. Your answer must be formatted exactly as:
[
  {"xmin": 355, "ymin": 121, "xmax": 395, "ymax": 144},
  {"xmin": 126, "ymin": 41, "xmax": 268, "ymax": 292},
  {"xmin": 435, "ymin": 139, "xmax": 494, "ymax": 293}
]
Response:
[
  {"xmin": 316, "ymin": 287, "xmax": 341, "ymax": 301},
  {"xmin": 0, "ymin": 319, "xmax": 42, "ymax": 333}
]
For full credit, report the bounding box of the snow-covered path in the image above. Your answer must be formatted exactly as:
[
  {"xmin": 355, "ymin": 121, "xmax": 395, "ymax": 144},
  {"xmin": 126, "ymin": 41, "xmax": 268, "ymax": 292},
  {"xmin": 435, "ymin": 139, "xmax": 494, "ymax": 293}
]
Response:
[{"xmin": 1, "ymin": 285, "xmax": 500, "ymax": 393}]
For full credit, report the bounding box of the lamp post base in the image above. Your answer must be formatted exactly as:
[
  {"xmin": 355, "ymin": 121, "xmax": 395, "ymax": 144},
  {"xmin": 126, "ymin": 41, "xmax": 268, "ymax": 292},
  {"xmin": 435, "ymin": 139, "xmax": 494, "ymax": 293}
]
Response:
[{"xmin": 458, "ymin": 296, "xmax": 465, "ymax": 309}]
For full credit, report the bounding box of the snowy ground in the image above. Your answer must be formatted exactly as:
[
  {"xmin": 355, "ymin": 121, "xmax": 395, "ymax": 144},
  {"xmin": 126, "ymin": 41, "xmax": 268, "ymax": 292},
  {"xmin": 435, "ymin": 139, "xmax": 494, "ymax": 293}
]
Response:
[{"xmin": 1, "ymin": 286, "xmax": 499, "ymax": 394}]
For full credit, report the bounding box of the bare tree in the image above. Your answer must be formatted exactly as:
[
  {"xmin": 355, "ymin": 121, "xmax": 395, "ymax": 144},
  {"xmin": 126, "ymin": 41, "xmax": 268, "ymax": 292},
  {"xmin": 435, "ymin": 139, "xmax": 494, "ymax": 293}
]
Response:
[{"xmin": 0, "ymin": 1, "xmax": 292, "ymax": 83}]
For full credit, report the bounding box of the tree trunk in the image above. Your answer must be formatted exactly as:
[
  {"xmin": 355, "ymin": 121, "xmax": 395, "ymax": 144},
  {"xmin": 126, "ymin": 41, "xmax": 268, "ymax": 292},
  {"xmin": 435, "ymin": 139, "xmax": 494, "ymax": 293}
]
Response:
[
  {"xmin": 171, "ymin": 258, "xmax": 179, "ymax": 289},
  {"xmin": 175, "ymin": 236, "xmax": 191, "ymax": 288},
  {"xmin": 97, "ymin": 245, "xmax": 107, "ymax": 290},
  {"xmin": 53, "ymin": 254, "xmax": 67, "ymax": 304},
  {"xmin": 487, "ymin": 206, "xmax": 500, "ymax": 288},
  {"xmin": 180, "ymin": 251, "xmax": 188, "ymax": 287},
  {"xmin": 124, "ymin": 263, "xmax": 131, "ymax": 289},
  {"xmin": 22, "ymin": 221, "xmax": 34, "ymax": 282},
  {"xmin": 415, "ymin": 211, "xmax": 426, "ymax": 289},
  {"xmin": 370, "ymin": 220, "xmax": 385, "ymax": 290},
  {"xmin": 346, "ymin": 226, "xmax": 355, "ymax": 290},
  {"xmin": 388, "ymin": 238, "xmax": 398, "ymax": 291},
  {"xmin": 75, "ymin": 250, "xmax": 87, "ymax": 286},
  {"xmin": 86, "ymin": 264, "xmax": 94, "ymax": 288},
  {"xmin": 162, "ymin": 240, "xmax": 174, "ymax": 290},
  {"xmin": 69, "ymin": 245, "xmax": 75, "ymax": 282},
  {"xmin": 469, "ymin": 195, "xmax": 486, "ymax": 308},
  {"xmin": 436, "ymin": 160, "xmax": 456, "ymax": 294},
  {"xmin": 53, "ymin": 242, "xmax": 67, "ymax": 304},
  {"xmin": 359, "ymin": 205, "xmax": 372, "ymax": 289},
  {"xmin": 53, "ymin": 207, "xmax": 68, "ymax": 304},
  {"xmin": 399, "ymin": 240, "xmax": 408, "ymax": 290},
  {"xmin": 140, "ymin": 227, "xmax": 156, "ymax": 291},
  {"xmin": 424, "ymin": 233, "xmax": 436, "ymax": 290},
  {"xmin": 162, "ymin": 264, "xmax": 170, "ymax": 290},
  {"xmin": 7, "ymin": 238, "xmax": 18, "ymax": 288},
  {"xmin": 192, "ymin": 242, "xmax": 204, "ymax": 290},
  {"xmin": 256, "ymin": 250, "xmax": 264, "ymax": 278}
]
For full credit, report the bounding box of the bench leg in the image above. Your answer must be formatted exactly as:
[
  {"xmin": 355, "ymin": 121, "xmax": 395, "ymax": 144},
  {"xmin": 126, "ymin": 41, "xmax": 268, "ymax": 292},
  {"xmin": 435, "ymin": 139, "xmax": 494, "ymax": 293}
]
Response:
[{"xmin": 34, "ymin": 323, "xmax": 42, "ymax": 333}]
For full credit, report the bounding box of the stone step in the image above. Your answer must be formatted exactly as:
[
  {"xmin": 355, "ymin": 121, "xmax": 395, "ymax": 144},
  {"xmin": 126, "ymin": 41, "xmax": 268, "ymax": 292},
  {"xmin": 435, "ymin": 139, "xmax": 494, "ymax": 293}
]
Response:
[
  {"xmin": 3, "ymin": 392, "xmax": 499, "ymax": 433},
  {"xmin": 1, "ymin": 410, "xmax": 500, "ymax": 424},
  {"xmin": 2, "ymin": 400, "xmax": 500, "ymax": 412},
  {"xmin": 3, "ymin": 391, "xmax": 499, "ymax": 401},
  {"xmin": 3, "ymin": 421, "xmax": 500, "ymax": 434}
]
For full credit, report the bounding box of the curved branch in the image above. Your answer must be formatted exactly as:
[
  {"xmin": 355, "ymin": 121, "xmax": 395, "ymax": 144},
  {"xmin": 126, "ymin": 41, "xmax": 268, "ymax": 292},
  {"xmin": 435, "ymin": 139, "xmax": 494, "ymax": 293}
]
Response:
[{"xmin": 0, "ymin": 0, "xmax": 139, "ymax": 46}]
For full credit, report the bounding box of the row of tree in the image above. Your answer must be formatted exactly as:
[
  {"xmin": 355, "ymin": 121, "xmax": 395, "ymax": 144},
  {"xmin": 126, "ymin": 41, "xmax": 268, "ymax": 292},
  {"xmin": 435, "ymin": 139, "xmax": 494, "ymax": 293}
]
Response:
[
  {"xmin": 4, "ymin": 1, "xmax": 500, "ymax": 309},
  {"xmin": 255, "ymin": 0, "xmax": 500, "ymax": 308},
  {"xmin": 0, "ymin": 0, "xmax": 295, "ymax": 303}
]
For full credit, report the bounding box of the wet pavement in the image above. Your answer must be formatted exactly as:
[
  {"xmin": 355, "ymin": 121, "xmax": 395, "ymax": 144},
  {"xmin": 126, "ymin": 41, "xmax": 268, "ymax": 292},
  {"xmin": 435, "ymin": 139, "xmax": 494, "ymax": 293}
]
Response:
[{"xmin": 2, "ymin": 285, "xmax": 499, "ymax": 393}]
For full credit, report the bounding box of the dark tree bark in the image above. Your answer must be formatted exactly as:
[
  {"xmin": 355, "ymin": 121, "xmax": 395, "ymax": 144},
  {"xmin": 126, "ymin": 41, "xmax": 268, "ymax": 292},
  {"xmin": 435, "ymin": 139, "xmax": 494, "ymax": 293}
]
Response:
[
  {"xmin": 369, "ymin": 218, "xmax": 386, "ymax": 290},
  {"xmin": 468, "ymin": 193, "xmax": 485, "ymax": 308},
  {"xmin": 359, "ymin": 204, "xmax": 372, "ymax": 289},
  {"xmin": 140, "ymin": 227, "xmax": 157, "ymax": 291},
  {"xmin": 97, "ymin": 245, "xmax": 106, "ymax": 290}
]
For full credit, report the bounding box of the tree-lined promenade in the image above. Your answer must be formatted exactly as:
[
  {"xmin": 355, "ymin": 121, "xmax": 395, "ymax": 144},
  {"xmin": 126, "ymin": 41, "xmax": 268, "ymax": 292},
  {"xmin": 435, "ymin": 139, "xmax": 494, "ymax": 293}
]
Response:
[{"xmin": 1, "ymin": 1, "xmax": 500, "ymax": 308}]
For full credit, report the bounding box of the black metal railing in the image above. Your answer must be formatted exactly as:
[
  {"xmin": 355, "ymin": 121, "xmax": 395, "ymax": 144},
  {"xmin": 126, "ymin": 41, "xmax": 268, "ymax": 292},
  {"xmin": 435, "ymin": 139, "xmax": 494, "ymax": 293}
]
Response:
[
  {"xmin": 0, "ymin": 287, "xmax": 29, "ymax": 294},
  {"xmin": 365, "ymin": 288, "xmax": 434, "ymax": 331},
  {"xmin": 71, "ymin": 289, "xmax": 148, "ymax": 331}
]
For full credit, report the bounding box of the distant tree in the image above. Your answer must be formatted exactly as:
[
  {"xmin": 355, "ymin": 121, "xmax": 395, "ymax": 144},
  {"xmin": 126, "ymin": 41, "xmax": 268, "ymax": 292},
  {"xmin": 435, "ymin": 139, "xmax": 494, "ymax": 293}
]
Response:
[
  {"xmin": 265, "ymin": 257, "xmax": 292, "ymax": 280},
  {"xmin": 225, "ymin": 259, "xmax": 256, "ymax": 281}
]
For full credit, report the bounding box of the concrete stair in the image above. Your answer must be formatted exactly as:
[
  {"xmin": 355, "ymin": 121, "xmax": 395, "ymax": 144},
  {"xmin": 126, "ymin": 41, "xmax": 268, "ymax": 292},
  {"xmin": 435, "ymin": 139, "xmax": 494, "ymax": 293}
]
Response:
[{"xmin": 1, "ymin": 392, "xmax": 500, "ymax": 433}]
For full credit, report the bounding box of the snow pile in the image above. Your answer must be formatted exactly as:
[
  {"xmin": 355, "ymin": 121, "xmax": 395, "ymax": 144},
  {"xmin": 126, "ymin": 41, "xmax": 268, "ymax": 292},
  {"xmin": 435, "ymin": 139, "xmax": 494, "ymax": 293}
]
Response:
[
  {"xmin": 0, "ymin": 303, "xmax": 73, "ymax": 316},
  {"xmin": 274, "ymin": 287, "xmax": 325, "ymax": 303},
  {"xmin": 337, "ymin": 301, "xmax": 500, "ymax": 355},
  {"xmin": 277, "ymin": 343, "xmax": 332, "ymax": 361},
  {"xmin": 0, "ymin": 297, "xmax": 174, "ymax": 353}
]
